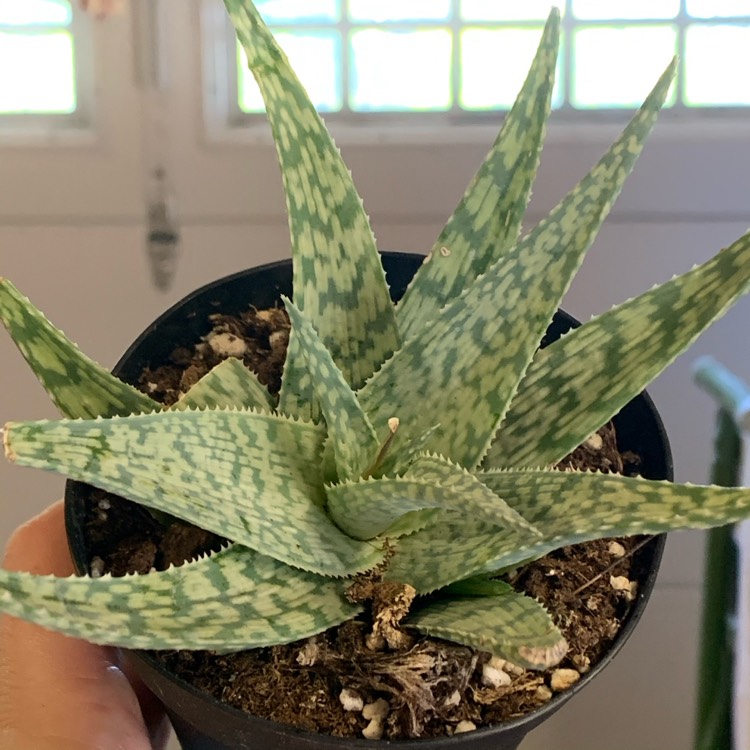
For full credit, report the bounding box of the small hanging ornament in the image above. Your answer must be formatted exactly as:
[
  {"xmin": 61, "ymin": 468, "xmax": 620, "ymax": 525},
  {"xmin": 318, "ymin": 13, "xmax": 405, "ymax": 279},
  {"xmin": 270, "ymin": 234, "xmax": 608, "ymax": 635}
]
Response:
[{"xmin": 146, "ymin": 167, "xmax": 180, "ymax": 292}]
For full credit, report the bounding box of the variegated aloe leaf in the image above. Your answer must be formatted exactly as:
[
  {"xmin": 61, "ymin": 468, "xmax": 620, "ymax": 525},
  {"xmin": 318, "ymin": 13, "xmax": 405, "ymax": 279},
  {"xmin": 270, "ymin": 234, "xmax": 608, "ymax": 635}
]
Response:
[
  {"xmin": 325, "ymin": 454, "xmax": 539, "ymax": 540},
  {"xmin": 173, "ymin": 357, "xmax": 273, "ymax": 412},
  {"xmin": 392, "ymin": 468, "xmax": 750, "ymax": 590},
  {"xmin": 4, "ymin": 410, "xmax": 383, "ymax": 576},
  {"xmin": 359, "ymin": 59, "xmax": 673, "ymax": 471},
  {"xmin": 0, "ymin": 279, "xmax": 156, "ymax": 419},
  {"xmin": 224, "ymin": 0, "xmax": 400, "ymax": 423},
  {"xmin": 278, "ymin": 340, "xmax": 322, "ymax": 423},
  {"xmin": 396, "ymin": 10, "xmax": 559, "ymax": 340},
  {"xmin": 376, "ymin": 423, "xmax": 441, "ymax": 478},
  {"xmin": 0, "ymin": 545, "xmax": 359, "ymax": 651},
  {"xmin": 407, "ymin": 590, "xmax": 567, "ymax": 670},
  {"xmin": 474, "ymin": 468, "xmax": 750, "ymax": 573},
  {"xmin": 283, "ymin": 298, "xmax": 378, "ymax": 481},
  {"xmin": 380, "ymin": 508, "xmax": 440, "ymax": 539},
  {"xmin": 441, "ymin": 576, "xmax": 514, "ymax": 598},
  {"xmin": 487, "ymin": 228, "xmax": 750, "ymax": 468},
  {"xmin": 388, "ymin": 513, "xmax": 524, "ymax": 593}
]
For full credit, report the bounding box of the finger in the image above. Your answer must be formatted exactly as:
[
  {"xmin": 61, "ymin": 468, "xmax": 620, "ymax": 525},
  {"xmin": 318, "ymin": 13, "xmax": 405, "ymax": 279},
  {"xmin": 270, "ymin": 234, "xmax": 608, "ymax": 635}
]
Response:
[{"xmin": 0, "ymin": 501, "xmax": 169, "ymax": 750}]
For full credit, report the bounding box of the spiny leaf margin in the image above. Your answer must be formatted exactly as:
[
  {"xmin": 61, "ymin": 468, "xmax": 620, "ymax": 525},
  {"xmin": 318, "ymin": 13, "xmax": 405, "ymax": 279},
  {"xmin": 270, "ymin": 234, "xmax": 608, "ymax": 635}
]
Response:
[
  {"xmin": 173, "ymin": 357, "xmax": 273, "ymax": 412},
  {"xmin": 407, "ymin": 589, "xmax": 567, "ymax": 671},
  {"xmin": 488, "ymin": 228, "xmax": 750, "ymax": 468},
  {"xmin": 0, "ymin": 545, "xmax": 359, "ymax": 651},
  {"xmin": 326, "ymin": 453, "xmax": 539, "ymax": 541},
  {"xmin": 283, "ymin": 298, "xmax": 379, "ymax": 481},
  {"xmin": 396, "ymin": 9, "xmax": 560, "ymax": 339},
  {"xmin": 0, "ymin": 279, "xmax": 156, "ymax": 419},
  {"xmin": 223, "ymin": 0, "xmax": 400, "ymax": 422},
  {"xmin": 360, "ymin": 59, "xmax": 675, "ymax": 471},
  {"xmin": 4, "ymin": 409, "xmax": 384, "ymax": 576}
]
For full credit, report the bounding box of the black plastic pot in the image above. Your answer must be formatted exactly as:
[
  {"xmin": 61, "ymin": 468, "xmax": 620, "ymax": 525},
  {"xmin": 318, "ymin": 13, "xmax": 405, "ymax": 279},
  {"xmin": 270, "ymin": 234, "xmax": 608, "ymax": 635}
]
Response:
[{"xmin": 65, "ymin": 252, "xmax": 671, "ymax": 750}]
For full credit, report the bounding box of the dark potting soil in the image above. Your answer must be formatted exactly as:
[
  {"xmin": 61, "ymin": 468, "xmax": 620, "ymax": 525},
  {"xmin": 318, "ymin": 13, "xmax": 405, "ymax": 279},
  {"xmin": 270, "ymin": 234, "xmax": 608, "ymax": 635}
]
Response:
[{"xmin": 81, "ymin": 305, "xmax": 657, "ymax": 740}]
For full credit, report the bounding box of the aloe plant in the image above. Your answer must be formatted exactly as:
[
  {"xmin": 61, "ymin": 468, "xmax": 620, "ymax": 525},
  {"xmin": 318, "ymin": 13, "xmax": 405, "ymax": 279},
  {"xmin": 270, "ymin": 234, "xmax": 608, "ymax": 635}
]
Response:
[{"xmin": 2, "ymin": 1, "xmax": 750, "ymax": 679}]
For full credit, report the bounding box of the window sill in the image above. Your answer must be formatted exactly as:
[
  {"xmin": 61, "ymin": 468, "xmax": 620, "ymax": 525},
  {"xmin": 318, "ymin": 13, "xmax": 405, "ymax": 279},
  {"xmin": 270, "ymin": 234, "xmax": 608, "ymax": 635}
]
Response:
[{"xmin": 0, "ymin": 116, "xmax": 96, "ymax": 148}]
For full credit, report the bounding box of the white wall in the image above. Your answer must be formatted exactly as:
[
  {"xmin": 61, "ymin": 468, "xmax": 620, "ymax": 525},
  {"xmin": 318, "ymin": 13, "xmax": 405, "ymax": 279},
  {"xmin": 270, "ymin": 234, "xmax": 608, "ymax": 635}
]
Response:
[{"xmin": 1, "ymin": 2, "xmax": 750, "ymax": 748}]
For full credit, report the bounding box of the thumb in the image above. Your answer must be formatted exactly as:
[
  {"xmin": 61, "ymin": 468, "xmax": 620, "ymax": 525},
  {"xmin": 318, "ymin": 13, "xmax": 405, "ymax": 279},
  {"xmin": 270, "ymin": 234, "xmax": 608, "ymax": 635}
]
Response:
[{"xmin": 0, "ymin": 501, "xmax": 170, "ymax": 750}]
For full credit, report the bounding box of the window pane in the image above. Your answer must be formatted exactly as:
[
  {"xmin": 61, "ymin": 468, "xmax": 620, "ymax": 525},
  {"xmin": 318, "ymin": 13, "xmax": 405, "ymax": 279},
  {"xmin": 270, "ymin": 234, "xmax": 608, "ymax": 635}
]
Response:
[
  {"xmin": 573, "ymin": 0, "xmax": 679, "ymax": 19},
  {"xmin": 0, "ymin": 31, "xmax": 75, "ymax": 112},
  {"xmin": 239, "ymin": 32, "xmax": 342, "ymax": 112},
  {"xmin": 685, "ymin": 25, "xmax": 750, "ymax": 105},
  {"xmin": 348, "ymin": 0, "xmax": 451, "ymax": 22},
  {"xmin": 255, "ymin": 0, "xmax": 339, "ymax": 24},
  {"xmin": 461, "ymin": 28, "xmax": 563, "ymax": 109},
  {"xmin": 687, "ymin": 0, "xmax": 750, "ymax": 17},
  {"xmin": 572, "ymin": 26, "xmax": 677, "ymax": 108},
  {"xmin": 461, "ymin": 1, "xmax": 558, "ymax": 21},
  {"xmin": 350, "ymin": 29, "xmax": 452, "ymax": 111},
  {"xmin": 0, "ymin": 0, "xmax": 71, "ymax": 26}
]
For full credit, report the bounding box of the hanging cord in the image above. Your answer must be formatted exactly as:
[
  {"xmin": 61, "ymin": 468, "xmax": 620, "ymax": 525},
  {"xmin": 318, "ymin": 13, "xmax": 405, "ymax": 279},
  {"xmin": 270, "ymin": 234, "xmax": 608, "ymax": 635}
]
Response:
[
  {"xmin": 81, "ymin": 0, "xmax": 180, "ymax": 291},
  {"xmin": 133, "ymin": 0, "xmax": 180, "ymax": 291}
]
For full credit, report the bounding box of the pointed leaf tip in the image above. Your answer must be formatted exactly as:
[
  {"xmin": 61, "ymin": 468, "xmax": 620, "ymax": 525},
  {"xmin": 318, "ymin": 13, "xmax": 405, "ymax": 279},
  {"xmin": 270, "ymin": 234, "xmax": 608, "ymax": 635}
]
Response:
[
  {"xmin": 396, "ymin": 10, "xmax": 559, "ymax": 339},
  {"xmin": 224, "ymin": 1, "xmax": 399, "ymax": 417},
  {"xmin": 6, "ymin": 410, "xmax": 382, "ymax": 576},
  {"xmin": 407, "ymin": 590, "xmax": 567, "ymax": 670},
  {"xmin": 0, "ymin": 546, "xmax": 360, "ymax": 651},
  {"xmin": 490, "ymin": 229, "xmax": 750, "ymax": 467},
  {"xmin": 0, "ymin": 280, "xmax": 157, "ymax": 419},
  {"xmin": 283, "ymin": 297, "xmax": 379, "ymax": 481}
]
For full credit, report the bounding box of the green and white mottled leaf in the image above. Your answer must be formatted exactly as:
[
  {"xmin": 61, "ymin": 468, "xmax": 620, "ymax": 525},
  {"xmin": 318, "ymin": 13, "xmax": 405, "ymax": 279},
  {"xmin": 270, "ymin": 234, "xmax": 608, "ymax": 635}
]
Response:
[
  {"xmin": 0, "ymin": 545, "xmax": 359, "ymax": 651},
  {"xmin": 224, "ymin": 0, "xmax": 400, "ymax": 423},
  {"xmin": 278, "ymin": 334, "xmax": 321, "ymax": 423},
  {"xmin": 440, "ymin": 576, "xmax": 514, "ymax": 598},
  {"xmin": 388, "ymin": 512, "xmax": 525, "ymax": 593},
  {"xmin": 381, "ymin": 508, "xmax": 440, "ymax": 539},
  {"xmin": 283, "ymin": 298, "xmax": 378, "ymax": 480},
  {"xmin": 377, "ymin": 423, "xmax": 441, "ymax": 478},
  {"xmin": 392, "ymin": 468, "xmax": 750, "ymax": 590},
  {"xmin": 475, "ymin": 468, "xmax": 750, "ymax": 572},
  {"xmin": 360, "ymin": 61, "xmax": 674, "ymax": 471},
  {"xmin": 325, "ymin": 454, "xmax": 539, "ymax": 540},
  {"xmin": 327, "ymin": 477, "xmax": 443, "ymax": 539},
  {"xmin": 4, "ymin": 410, "xmax": 383, "ymax": 576},
  {"xmin": 173, "ymin": 357, "xmax": 272, "ymax": 412},
  {"xmin": 0, "ymin": 279, "xmax": 156, "ymax": 419},
  {"xmin": 407, "ymin": 590, "xmax": 567, "ymax": 670},
  {"xmin": 396, "ymin": 10, "xmax": 559, "ymax": 340},
  {"xmin": 406, "ymin": 455, "xmax": 540, "ymax": 537},
  {"xmin": 488, "ymin": 228, "xmax": 750, "ymax": 468}
]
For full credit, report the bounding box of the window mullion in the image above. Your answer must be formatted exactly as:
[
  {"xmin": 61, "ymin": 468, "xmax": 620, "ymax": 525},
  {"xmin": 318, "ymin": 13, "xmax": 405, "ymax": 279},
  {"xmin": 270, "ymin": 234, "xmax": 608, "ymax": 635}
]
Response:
[
  {"xmin": 221, "ymin": 0, "xmax": 750, "ymax": 126},
  {"xmin": 675, "ymin": 0, "xmax": 688, "ymax": 109},
  {"xmin": 0, "ymin": 5, "xmax": 82, "ymax": 120},
  {"xmin": 341, "ymin": 1, "xmax": 352, "ymax": 116},
  {"xmin": 562, "ymin": 0, "xmax": 574, "ymax": 110},
  {"xmin": 450, "ymin": 0, "xmax": 461, "ymax": 115}
]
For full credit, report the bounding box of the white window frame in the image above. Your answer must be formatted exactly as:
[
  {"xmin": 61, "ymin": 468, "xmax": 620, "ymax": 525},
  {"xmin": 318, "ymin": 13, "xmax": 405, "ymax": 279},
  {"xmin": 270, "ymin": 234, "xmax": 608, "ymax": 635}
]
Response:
[
  {"xmin": 0, "ymin": 2, "xmax": 96, "ymax": 138},
  {"xmin": 0, "ymin": 3, "xmax": 144, "ymax": 223},
  {"xmin": 200, "ymin": 0, "xmax": 750, "ymax": 142}
]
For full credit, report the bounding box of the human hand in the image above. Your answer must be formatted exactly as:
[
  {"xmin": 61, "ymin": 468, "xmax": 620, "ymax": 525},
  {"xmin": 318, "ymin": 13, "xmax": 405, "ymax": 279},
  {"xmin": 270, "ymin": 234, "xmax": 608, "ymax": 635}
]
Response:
[{"xmin": 0, "ymin": 502, "xmax": 170, "ymax": 750}]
